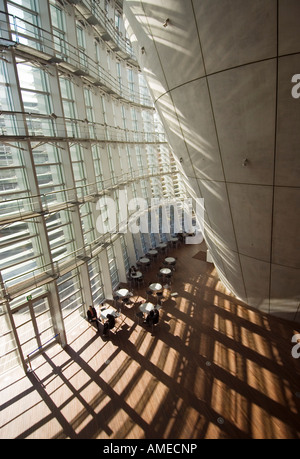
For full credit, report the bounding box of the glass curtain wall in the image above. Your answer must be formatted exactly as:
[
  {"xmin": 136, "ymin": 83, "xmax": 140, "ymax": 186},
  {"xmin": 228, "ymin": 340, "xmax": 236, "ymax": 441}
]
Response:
[{"xmin": 0, "ymin": 0, "xmax": 188, "ymax": 374}]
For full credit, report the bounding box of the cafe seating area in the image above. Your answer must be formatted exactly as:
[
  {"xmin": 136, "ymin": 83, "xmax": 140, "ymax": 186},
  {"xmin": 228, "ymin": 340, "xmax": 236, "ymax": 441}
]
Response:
[
  {"xmin": 86, "ymin": 237, "xmax": 182, "ymax": 338},
  {"xmin": 2, "ymin": 236, "xmax": 300, "ymax": 440}
]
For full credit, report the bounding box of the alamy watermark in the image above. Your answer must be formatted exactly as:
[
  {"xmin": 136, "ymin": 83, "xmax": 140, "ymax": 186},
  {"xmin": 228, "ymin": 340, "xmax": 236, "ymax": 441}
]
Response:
[
  {"xmin": 291, "ymin": 74, "xmax": 300, "ymax": 99},
  {"xmin": 291, "ymin": 334, "xmax": 300, "ymax": 359},
  {"xmin": 95, "ymin": 192, "xmax": 204, "ymax": 237}
]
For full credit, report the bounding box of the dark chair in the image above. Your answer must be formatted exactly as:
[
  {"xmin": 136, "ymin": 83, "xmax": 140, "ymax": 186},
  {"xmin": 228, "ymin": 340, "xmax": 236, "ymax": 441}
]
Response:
[
  {"xmin": 156, "ymin": 291, "xmax": 163, "ymax": 305},
  {"xmin": 137, "ymin": 276, "xmax": 145, "ymax": 288},
  {"xmin": 113, "ymin": 295, "xmax": 120, "ymax": 308},
  {"xmin": 136, "ymin": 311, "xmax": 144, "ymax": 324},
  {"xmin": 126, "ymin": 276, "xmax": 133, "ymax": 288},
  {"xmin": 170, "ymin": 259, "xmax": 177, "ymax": 269},
  {"xmin": 157, "ymin": 272, "xmax": 163, "ymax": 281},
  {"xmin": 103, "ymin": 314, "xmax": 116, "ymax": 337},
  {"xmin": 166, "ymin": 274, "xmax": 172, "ymax": 285},
  {"xmin": 121, "ymin": 297, "xmax": 128, "ymax": 307}
]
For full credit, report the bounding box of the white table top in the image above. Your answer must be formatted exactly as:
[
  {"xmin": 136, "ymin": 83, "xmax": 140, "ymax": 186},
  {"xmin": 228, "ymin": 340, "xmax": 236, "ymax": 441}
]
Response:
[
  {"xmin": 131, "ymin": 271, "xmax": 143, "ymax": 279},
  {"xmin": 158, "ymin": 243, "xmax": 167, "ymax": 248},
  {"xmin": 165, "ymin": 257, "xmax": 176, "ymax": 264},
  {"xmin": 100, "ymin": 307, "xmax": 118, "ymax": 320},
  {"xmin": 139, "ymin": 302, "xmax": 155, "ymax": 314},
  {"xmin": 116, "ymin": 288, "xmax": 131, "ymax": 298},
  {"xmin": 148, "ymin": 249, "xmax": 158, "ymax": 255},
  {"xmin": 170, "ymin": 237, "xmax": 178, "ymax": 242},
  {"xmin": 149, "ymin": 283, "xmax": 163, "ymax": 292},
  {"xmin": 160, "ymin": 268, "xmax": 172, "ymax": 275},
  {"xmin": 140, "ymin": 257, "xmax": 150, "ymax": 263}
]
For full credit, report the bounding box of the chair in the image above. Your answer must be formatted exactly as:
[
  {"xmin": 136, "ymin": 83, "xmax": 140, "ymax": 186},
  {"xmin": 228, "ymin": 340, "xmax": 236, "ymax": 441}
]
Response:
[
  {"xmin": 156, "ymin": 291, "xmax": 163, "ymax": 305},
  {"xmin": 157, "ymin": 272, "xmax": 163, "ymax": 281},
  {"xmin": 135, "ymin": 311, "xmax": 144, "ymax": 324},
  {"xmin": 166, "ymin": 274, "xmax": 172, "ymax": 285},
  {"xmin": 170, "ymin": 259, "xmax": 177, "ymax": 269},
  {"xmin": 137, "ymin": 276, "xmax": 145, "ymax": 288},
  {"xmin": 152, "ymin": 253, "xmax": 158, "ymax": 262},
  {"xmin": 146, "ymin": 289, "xmax": 152, "ymax": 301},
  {"xmin": 113, "ymin": 295, "xmax": 120, "ymax": 308},
  {"xmin": 121, "ymin": 297, "xmax": 128, "ymax": 308},
  {"xmin": 161, "ymin": 247, "xmax": 168, "ymax": 256},
  {"xmin": 126, "ymin": 276, "xmax": 133, "ymax": 288}
]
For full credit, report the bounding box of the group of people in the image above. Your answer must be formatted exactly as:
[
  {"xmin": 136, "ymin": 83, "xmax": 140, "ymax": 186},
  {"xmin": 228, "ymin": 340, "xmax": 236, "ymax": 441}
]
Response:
[{"xmin": 87, "ymin": 305, "xmax": 115, "ymax": 336}]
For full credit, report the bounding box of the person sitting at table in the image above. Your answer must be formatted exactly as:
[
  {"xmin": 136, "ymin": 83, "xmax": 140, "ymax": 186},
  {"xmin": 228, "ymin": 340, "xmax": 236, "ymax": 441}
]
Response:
[
  {"xmin": 153, "ymin": 308, "xmax": 159, "ymax": 325},
  {"xmin": 87, "ymin": 305, "xmax": 100, "ymax": 332},
  {"xmin": 103, "ymin": 313, "xmax": 116, "ymax": 335},
  {"xmin": 129, "ymin": 266, "xmax": 137, "ymax": 276},
  {"xmin": 144, "ymin": 309, "xmax": 154, "ymax": 326}
]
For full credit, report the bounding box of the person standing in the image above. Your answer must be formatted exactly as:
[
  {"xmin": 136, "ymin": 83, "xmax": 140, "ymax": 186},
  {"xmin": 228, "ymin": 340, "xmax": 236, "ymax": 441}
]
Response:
[{"xmin": 87, "ymin": 305, "xmax": 100, "ymax": 332}]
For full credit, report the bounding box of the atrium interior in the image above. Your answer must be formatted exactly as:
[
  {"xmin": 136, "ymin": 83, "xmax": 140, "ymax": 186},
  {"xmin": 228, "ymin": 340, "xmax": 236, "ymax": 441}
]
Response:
[{"xmin": 0, "ymin": 0, "xmax": 299, "ymax": 440}]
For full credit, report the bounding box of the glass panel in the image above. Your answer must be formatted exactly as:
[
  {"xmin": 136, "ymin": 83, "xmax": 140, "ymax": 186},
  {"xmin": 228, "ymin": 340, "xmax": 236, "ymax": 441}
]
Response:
[
  {"xmin": 9, "ymin": 0, "xmax": 38, "ymax": 9},
  {"xmin": 33, "ymin": 297, "xmax": 53, "ymax": 341},
  {"xmin": 8, "ymin": 1, "xmax": 41, "ymax": 51},
  {"xmin": 120, "ymin": 235, "xmax": 130, "ymax": 273},
  {"xmin": 88, "ymin": 259, "xmax": 105, "ymax": 305},
  {"xmin": 107, "ymin": 245, "xmax": 119, "ymax": 289},
  {"xmin": 12, "ymin": 306, "xmax": 37, "ymax": 352},
  {"xmin": 2, "ymin": 257, "xmax": 41, "ymax": 287},
  {"xmin": 0, "ymin": 238, "xmax": 36, "ymax": 270},
  {"xmin": 0, "ymin": 306, "xmax": 19, "ymax": 375},
  {"xmin": 57, "ymin": 269, "xmax": 84, "ymax": 333},
  {"xmin": 50, "ymin": 3, "xmax": 65, "ymax": 30},
  {"xmin": 0, "ymin": 61, "xmax": 17, "ymax": 135},
  {"xmin": 18, "ymin": 64, "xmax": 48, "ymax": 92}
]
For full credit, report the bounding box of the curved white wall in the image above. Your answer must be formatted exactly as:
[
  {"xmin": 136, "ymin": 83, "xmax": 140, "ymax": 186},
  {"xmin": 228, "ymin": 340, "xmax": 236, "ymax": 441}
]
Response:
[{"xmin": 124, "ymin": 0, "xmax": 300, "ymax": 321}]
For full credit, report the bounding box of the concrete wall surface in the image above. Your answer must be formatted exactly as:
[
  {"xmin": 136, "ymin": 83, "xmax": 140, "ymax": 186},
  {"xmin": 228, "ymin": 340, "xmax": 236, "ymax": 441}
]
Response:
[{"xmin": 124, "ymin": 0, "xmax": 300, "ymax": 321}]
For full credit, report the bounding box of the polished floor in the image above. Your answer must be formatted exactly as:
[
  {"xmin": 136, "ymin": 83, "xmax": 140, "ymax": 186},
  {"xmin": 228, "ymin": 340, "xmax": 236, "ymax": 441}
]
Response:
[{"xmin": 1, "ymin": 241, "xmax": 300, "ymax": 439}]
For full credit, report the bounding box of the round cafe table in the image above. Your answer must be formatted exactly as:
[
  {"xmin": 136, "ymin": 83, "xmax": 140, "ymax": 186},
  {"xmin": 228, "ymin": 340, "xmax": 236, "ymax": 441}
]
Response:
[
  {"xmin": 131, "ymin": 271, "xmax": 143, "ymax": 279},
  {"xmin": 158, "ymin": 243, "xmax": 167, "ymax": 249},
  {"xmin": 148, "ymin": 249, "xmax": 158, "ymax": 256},
  {"xmin": 139, "ymin": 257, "xmax": 150, "ymax": 264},
  {"xmin": 164, "ymin": 257, "xmax": 176, "ymax": 264},
  {"xmin": 139, "ymin": 302, "xmax": 155, "ymax": 314},
  {"xmin": 116, "ymin": 288, "xmax": 131, "ymax": 298},
  {"xmin": 100, "ymin": 307, "xmax": 119, "ymax": 322},
  {"xmin": 149, "ymin": 283, "xmax": 163, "ymax": 292},
  {"xmin": 160, "ymin": 268, "xmax": 172, "ymax": 275}
]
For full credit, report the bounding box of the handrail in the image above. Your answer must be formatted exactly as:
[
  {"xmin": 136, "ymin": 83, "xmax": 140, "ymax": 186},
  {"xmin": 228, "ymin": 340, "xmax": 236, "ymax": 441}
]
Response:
[
  {"xmin": 1, "ymin": 197, "xmax": 187, "ymax": 298},
  {"xmin": 0, "ymin": 110, "xmax": 164, "ymax": 141},
  {"xmin": 0, "ymin": 166, "xmax": 180, "ymax": 231},
  {"xmin": 71, "ymin": 0, "xmax": 136, "ymax": 60},
  {"xmin": 0, "ymin": 163, "xmax": 178, "ymax": 217},
  {"xmin": 0, "ymin": 111, "xmax": 164, "ymax": 142},
  {"xmin": 0, "ymin": 11, "xmax": 152, "ymax": 107}
]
